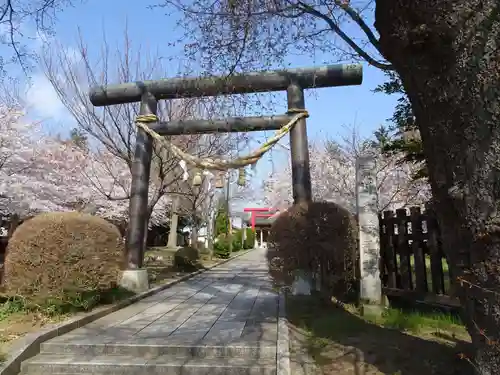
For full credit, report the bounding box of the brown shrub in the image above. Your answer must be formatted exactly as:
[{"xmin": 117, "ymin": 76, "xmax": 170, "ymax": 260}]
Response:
[
  {"xmin": 3, "ymin": 212, "xmax": 124, "ymax": 304},
  {"xmin": 174, "ymin": 246, "xmax": 201, "ymax": 270},
  {"xmin": 268, "ymin": 201, "xmax": 359, "ymax": 300}
]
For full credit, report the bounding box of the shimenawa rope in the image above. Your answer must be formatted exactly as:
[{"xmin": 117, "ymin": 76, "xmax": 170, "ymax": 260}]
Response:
[{"xmin": 135, "ymin": 108, "xmax": 309, "ymax": 171}]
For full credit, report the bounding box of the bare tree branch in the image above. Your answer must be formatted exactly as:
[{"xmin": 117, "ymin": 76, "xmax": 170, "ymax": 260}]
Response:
[
  {"xmin": 154, "ymin": 0, "xmax": 392, "ymax": 76},
  {"xmin": 40, "ymin": 25, "xmax": 245, "ymax": 226},
  {"xmin": 296, "ymin": 1, "xmax": 392, "ymax": 70},
  {"xmin": 0, "ymin": 0, "xmax": 78, "ymax": 76}
]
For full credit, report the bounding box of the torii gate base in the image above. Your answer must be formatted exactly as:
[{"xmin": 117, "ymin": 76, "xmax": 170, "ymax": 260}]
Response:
[{"xmin": 89, "ymin": 64, "xmax": 362, "ymax": 292}]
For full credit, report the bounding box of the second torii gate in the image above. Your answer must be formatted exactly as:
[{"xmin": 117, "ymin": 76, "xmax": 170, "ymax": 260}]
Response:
[{"xmin": 244, "ymin": 207, "xmax": 279, "ymax": 230}]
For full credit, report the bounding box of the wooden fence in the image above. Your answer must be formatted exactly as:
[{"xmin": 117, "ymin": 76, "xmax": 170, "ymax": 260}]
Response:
[{"xmin": 378, "ymin": 206, "xmax": 460, "ymax": 308}]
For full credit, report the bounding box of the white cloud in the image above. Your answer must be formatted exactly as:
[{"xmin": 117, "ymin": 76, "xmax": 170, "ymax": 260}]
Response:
[
  {"xmin": 23, "ymin": 73, "xmax": 77, "ymax": 138},
  {"xmin": 0, "ymin": 23, "xmax": 81, "ymax": 135},
  {"xmin": 25, "ymin": 73, "xmax": 69, "ymax": 122}
]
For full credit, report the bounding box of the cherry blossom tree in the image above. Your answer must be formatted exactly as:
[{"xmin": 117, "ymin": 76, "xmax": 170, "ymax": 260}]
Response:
[
  {"xmin": 0, "ymin": 131, "xmax": 119, "ymax": 218},
  {"xmin": 262, "ymin": 128, "xmax": 431, "ymax": 213},
  {"xmin": 41, "ymin": 27, "xmax": 243, "ymax": 228},
  {"xmin": 0, "ymin": 103, "xmax": 50, "ymax": 216},
  {"xmin": 0, "ymin": 104, "xmax": 41, "ymax": 175},
  {"xmin": 0, "ymin": 105, "xmax": 165, "ymax": 222},
  {"xmin": 83, "ymin": 145, "xmax": 171, "ymax": 226},
  {"xmin": 0, "ymin": 94, "xmax": 110, "ymax": 217},
  {"xmin": 0, "ymin": 128, "xmax": 172, "ymax": 224}
]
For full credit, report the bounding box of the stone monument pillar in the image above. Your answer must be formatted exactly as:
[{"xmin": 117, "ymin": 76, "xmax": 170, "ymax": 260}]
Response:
[{"xmin": 355, "ymin": 151, "xmax": 383, "ymax": 314}]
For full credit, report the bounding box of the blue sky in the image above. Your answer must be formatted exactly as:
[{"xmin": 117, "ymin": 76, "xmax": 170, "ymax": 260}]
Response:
[{"xmin": 17, "ymin": 0, "xmax": 399, "ymax": 210}]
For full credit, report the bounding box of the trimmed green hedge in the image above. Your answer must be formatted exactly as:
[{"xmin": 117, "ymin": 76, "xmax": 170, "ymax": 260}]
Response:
[
  {"xmin": 232, "ymin": 229, "xmax": 243, "ymax": 251},
  {"xmin": 243, "ymin": 228, "xmax": 255, "ymax": 249},
  {"xmin": 214, "ymin": 228, "xmax": 255, "ymax": 258},
  {"xmin": 214, "ymin": 234, "xmax": 231, "ymax": 259}
]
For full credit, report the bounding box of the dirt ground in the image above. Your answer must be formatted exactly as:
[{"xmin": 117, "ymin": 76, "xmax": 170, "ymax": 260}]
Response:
[
  {"xmin": 289, "ymin": 322, "xmax": 321, "ymax": 375},
  {"xmin": 286, "ymin": 295, "xmax": 473, "ymax": 375},
  {"xmin": 0, "ymin": 247, "xmax": 223, "ymax": 361},
  {"xmin": 0, "ymin": 311, "xmax": 69, "ymax": 359}
]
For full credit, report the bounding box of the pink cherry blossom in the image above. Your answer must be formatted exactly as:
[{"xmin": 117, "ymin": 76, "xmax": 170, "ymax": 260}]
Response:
[{"xmin": 262, "ymin": 136, "xmax": 430, "ymax": 213}]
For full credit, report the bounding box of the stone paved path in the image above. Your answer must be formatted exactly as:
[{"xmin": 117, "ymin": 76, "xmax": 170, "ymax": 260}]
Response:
[{"xmin": 22, "ymin": 249, "xmax": 280, "ymax": 375}]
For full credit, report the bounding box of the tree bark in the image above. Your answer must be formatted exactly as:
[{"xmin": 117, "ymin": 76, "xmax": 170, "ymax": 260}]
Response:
[{"xmin": 375, "ymin": 1, "xmax": 500, "ymax": 373}]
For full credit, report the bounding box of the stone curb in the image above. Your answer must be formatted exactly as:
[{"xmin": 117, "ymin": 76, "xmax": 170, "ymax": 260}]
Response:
[
  {"xmin": 277, "ymin": 289, "xmax": 291, "ymax": 375},
  {"xmin": 0, "ymin": 248, "xmax": 255, "ymax": 375}
]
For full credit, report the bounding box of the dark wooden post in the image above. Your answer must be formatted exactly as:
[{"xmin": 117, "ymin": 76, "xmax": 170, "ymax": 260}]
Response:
[
  {"xmin": 410, "ymin": 206, "xmax": 428, "ymax": 293},
  {"xmin": 425, "ymin": 205, "xmax": 446, "ymax": 294},
  {"xmin": 125, "ymin": 92, "xmax": 157, "ymax": 269},
  {"xmin": 287, "ymin": 83, "xmax": 312, "ymax": 204},
  {"xmin": 396, "ymin": 208, "xmax": 413, "ymax": 290},
  {"xmin": 382, "ymin": 210, "xmax": 397, "ymax": 289}
]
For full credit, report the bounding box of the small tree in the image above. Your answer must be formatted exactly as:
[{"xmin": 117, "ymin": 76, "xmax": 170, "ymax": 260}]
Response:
[
  {"xmin": 214, "ymin": 205, "xmax": 229, "ymax": 237},
  {"xmin": 244, "ymin": 227, "xmax": 255, "ymax": 249},
  {"xmin": 69, "ymin": 127, "xmax": 89, "ymax": 150},
  {"xmin": 374, "ymin": 72, "xmax": 426, "ymax": 181}
]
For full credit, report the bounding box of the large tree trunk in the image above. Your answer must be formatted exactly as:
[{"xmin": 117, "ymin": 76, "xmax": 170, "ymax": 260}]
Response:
[{"xmin": 375, "ymin": 1, "xmax": 500, "ymax": 374}]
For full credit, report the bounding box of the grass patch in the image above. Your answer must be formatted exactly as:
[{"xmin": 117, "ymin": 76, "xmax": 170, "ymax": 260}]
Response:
[
  {"xmin": 365, "ymin": 306, "xmax": 462, "ymax": 334},
  {"xmin": 0, "ymin": 287, "xmax": 134, "ymax": 318},
  {"xmin": 0, "ymin": 287, "xmax": 135, "ymax": 362},
  {"xmin": 286, "ymin": 295, "xmax": 472, "ymax": 375},
  {"xmin": 395, "ymin": 254, "xmax": 452, "ymax": 293}
]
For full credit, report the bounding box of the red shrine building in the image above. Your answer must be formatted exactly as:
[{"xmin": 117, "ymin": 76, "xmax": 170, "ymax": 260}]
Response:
[{"xmin": 243, "ymin": 207, "xmax": 280, "ymax": 248}]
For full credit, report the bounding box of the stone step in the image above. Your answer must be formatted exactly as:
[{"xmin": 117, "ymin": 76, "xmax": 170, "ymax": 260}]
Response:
[
  {"xmin": 21, "ymin": 354, "xmax": 276, "ymax": 375},
  {"xmin": 40, "ymin": 341, "xmax": 277, "ymax": 359}
]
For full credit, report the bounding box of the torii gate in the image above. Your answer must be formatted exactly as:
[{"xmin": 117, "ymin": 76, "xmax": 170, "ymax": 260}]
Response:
[
  {"xmin": 244, "ymin": 207, "xmax": 279, "ymax": 230},
  {"xmin": 89, "ymin": 64, "xmax": 362, "ymax": 291},
  {"xmin": 243, "ymin": 207, "xmax": 280, "ymax": 247}
]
